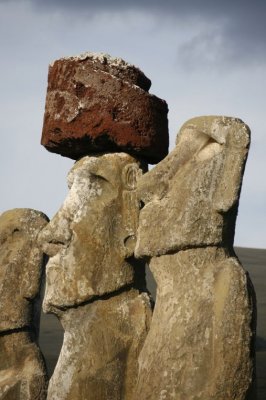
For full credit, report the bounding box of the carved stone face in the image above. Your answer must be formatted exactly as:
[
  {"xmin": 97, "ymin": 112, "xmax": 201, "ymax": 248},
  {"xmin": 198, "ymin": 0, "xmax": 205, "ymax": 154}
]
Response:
[
  {"xmin": 40, "ymin": 153, "xmax": 142, "ymax": 313},
  {"xmin": 0, "ymin": 209, "xmax": 48, "ymax": 331},
  {"xmin": 135, "ymin": 116, "xmax": 250, "ymax": 257}
]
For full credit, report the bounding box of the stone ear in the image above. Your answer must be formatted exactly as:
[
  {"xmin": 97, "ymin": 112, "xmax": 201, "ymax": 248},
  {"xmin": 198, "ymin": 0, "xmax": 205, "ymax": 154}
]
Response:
[
  {"xmin": 122, "ymin": 163, "xmax": 141, "ymax": 190},
  {"xmin": 122, "ymin": 163, "xmax": 142, "ymax": 257}
]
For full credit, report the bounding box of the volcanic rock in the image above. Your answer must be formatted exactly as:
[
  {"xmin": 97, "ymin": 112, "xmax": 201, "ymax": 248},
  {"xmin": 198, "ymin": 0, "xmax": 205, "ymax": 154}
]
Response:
[
  {"xmin": 38, "ymin": 153, "xmax": 152, "ymax": 399},
  {"xmin": 134, "ymin": 116, "xmax": 256, "ymax": 400},
  {"xmin": 134, "ymin": 248, "xmax": 256, "ymax": 400},
  {"xmin": 135, "ymin": 116, "xmax": 251, "ymax": 256},
  {"xmin": 0, "ymin": 208, "xmax": 49, "ymax": 399},
  {"xmin": 39, "ymin": 153, "xmax": 147, "ymax": 309},
  {"xmin": 0, "ymin": 208, "xmax": 49, "ymax": 331},
  {"xmin": 47, "ymin": 289, "xmax": 152, "ymax": 400},
  {"xmin": 41, "ymin": 52, "xmax": 168, "ymax": 164}
]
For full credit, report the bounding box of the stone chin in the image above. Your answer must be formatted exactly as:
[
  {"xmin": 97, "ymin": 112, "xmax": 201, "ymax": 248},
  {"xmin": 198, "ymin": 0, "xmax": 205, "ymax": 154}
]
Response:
[
  {"xmin": 43, "ymin": 253, "xmax": 135, "ymax": 314},
  {"xmin": 43, "ymin": 255, "xmax": 96, "ymax": 313}
]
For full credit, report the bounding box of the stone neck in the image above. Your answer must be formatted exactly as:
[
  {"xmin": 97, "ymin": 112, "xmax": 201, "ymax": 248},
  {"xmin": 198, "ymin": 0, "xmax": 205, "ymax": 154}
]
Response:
[
  {"xmin": 59, "ymin": 287, "xmax": 141, "ymax": 331},
  {"xmin": 149, "ymin": 245, "xmax": 235, "ymax": 292}
]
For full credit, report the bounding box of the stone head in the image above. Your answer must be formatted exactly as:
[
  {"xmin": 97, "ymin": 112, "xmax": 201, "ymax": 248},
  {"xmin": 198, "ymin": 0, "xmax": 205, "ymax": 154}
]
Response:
[
  {"xmin": 39, "ymin": 153, "xmax": 144, "ymax": 313},
  {"xmin": 135, "ymin": 116, "xmax": 250, "ymax": 257},
  {"xmin": 0, "ymin": 209, "xmax": 48, "ymax": 331}
]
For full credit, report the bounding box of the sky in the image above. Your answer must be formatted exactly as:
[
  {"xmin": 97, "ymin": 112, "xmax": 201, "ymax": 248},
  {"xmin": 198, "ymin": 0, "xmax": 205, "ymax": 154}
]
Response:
[{"xmin": 0, "ymin": 0, "xmax": 265, "ymax": 248}]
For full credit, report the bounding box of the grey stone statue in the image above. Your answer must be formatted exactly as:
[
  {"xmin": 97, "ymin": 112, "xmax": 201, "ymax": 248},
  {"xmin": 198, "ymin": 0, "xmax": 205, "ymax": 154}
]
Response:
[
  {"xmin": 133, "ymin": 116, "xmax": 256, "ymax": 400},
  {"xmin": 39, "ymin": 153, "xmax": 152, "ymax": 400},
  {"xmin": 0, "ymin": 209, "xmax": 48, "ymax": 400}
]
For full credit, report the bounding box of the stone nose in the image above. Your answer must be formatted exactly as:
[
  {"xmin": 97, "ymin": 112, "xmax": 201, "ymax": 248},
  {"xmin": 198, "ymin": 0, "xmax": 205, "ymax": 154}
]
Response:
[{"xmin": 37, "ymin": 212, "xmax": 72, "ymax": 257}]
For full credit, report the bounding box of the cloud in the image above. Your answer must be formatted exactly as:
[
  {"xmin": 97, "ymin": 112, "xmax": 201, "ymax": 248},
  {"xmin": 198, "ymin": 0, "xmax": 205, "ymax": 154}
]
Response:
[
  {"xmin": 25, "ymin": 0, "xmax": 266, "ymax": 69},
  {"xmin": 0, "ymin": 0, "xmax": 265, "ymax": 248},
  {"xmin": 177, "ymin": 2, "xmax": 266, "ymax": 69}
]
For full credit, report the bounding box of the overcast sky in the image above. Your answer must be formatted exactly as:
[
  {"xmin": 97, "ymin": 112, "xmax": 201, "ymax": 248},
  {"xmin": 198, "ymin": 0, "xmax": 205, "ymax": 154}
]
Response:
[{"xmin": 0, "ymin": 0, "xmax": 265, "ymax": 248}]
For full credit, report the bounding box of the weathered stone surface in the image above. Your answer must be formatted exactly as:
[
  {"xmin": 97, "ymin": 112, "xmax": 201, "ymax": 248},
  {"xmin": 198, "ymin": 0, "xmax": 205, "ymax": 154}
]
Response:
[
  {"xmin": 135, "ymin": 116, "xmax": 251, "ymax": 257},
  {"xmin": 41, "ymin": 52, "xmax": 169, "ymax": 163},
  {"xmin": 39, "ymin": 153, "xmax": 147, "ymax": 309},
  {"xmin": 0, "ymin": 208, "xmax": 49, "ymax": 332},
  {"xmin": 0, "ymin": 332, "xmax": 48, "ymax": 400},
  {"xmin": 47, "ymin": 289, "xmax": 152, "ymax": 400},
  {"xmin": 134, "ymin": 116, "xmax": 256, "ymax": 400},
  {"xmin": 39, "ymin": 153, "xmax": 152, "ymax": 398},
  {"xmin": 0, "ymin": 208, "xmax": 49, "ymax": 399},
  {"xmin": 135, "ymin": 248, "xmax": 256, "ymax": 400}
]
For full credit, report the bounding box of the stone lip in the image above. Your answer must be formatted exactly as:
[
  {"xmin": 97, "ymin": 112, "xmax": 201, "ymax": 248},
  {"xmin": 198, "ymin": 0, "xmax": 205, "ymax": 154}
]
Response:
[{"xmin": 41, "ymin": 52, "xmax": 169, "ymax": 164}]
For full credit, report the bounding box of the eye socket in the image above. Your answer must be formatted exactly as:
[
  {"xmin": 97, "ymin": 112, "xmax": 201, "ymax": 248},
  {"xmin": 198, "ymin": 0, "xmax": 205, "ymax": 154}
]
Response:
[
  {"xmin": 90, "ymin": 173, "xmax": 109, "ymax": 183},
  {"xmin": 197, "ymin": 141, "xmax": 223, "ymax": 162}
]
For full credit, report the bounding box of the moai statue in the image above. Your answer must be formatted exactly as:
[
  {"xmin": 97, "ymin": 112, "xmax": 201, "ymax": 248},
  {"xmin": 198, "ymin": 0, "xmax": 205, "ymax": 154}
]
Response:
[
  {"xmin": 134, "ymin": 116, "xmax": 256, "ymax": 400},
  {"xmin": 0, "ymin": 208, "xmax": 48, "ymax": 400},
  {"xmin": 39, "ymin": 52, "xmax": 169, "ymax": 399},
  {"xmin": 39, "ymin": 154, "xmax": 152, "ymax": 400}
]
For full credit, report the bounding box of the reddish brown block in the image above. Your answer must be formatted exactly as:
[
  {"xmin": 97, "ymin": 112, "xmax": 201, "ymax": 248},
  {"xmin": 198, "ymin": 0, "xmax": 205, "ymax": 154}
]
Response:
[{"xmin": 41, "ymin": 53, "xmax": 169, "ymax": 164}]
